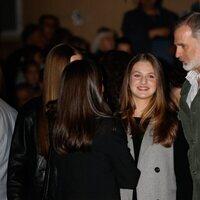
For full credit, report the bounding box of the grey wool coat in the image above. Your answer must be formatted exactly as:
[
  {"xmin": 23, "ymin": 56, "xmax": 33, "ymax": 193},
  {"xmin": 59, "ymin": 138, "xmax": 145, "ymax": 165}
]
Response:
[{"xmin": 121, "ymin": 123, "xmax": 182, "ymax": 200}]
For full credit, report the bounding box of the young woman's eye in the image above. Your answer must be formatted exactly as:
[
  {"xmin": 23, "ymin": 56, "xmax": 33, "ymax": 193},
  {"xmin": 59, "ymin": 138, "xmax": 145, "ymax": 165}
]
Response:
[
  {"xmin": 147, "ymin": 74, "xmax": 156, "ymax": 80},
  {"xmin": 133, "ymin": 74, "xmax": 141, "ymax": 78}
]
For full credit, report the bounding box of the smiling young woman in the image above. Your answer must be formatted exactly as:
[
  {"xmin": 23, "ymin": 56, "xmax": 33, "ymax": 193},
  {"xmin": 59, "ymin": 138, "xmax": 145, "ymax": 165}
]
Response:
[{"xmin": 120, "ymin": 53, "xmax": 192, "ymax": 200}]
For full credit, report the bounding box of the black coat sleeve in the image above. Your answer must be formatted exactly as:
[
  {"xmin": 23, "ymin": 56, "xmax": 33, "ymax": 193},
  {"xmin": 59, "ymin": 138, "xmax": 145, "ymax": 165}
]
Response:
[
  {"xmin": 43, "ymin": 117, "xmax": 140, "ymax": 200},
  {"xmin": 42, "ymin": 146, "xmax": 57, "ymax": 200},
  {"xmin": 95, "ymin": 118, "xmax": 140, "ymax": 189}
]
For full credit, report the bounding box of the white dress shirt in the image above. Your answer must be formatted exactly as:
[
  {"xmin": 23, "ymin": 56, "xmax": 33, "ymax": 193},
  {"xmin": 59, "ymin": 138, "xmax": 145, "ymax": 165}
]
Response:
[
  {"xmin": 186, "ymin": 70, "xmax": 200, "ymax": 108},
  {"xmin": 0, "ymin": 98, "xmax": 17, "ymax": 200}
]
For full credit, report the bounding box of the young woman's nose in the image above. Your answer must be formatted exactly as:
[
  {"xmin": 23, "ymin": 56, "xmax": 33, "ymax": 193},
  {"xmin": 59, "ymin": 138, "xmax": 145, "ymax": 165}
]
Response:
[{"xmin": 140, "ymin": 76, "xmax": 147, "ymax": 84}]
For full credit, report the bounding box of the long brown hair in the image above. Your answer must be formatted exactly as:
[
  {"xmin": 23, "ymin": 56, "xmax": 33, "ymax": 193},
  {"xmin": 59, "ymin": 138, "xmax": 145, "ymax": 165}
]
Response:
[
  {"xmin": 53, "ymin": 59, "xmax": 111, "ymax": 154},
  {"xmin": 43, "ymin": 43, "xmax": 79, "ymax": 106},
  {"xmin": 120, "ymin": 53, "xmax": 178, "ymax": 147},
  {"xmin": 38, "ymin": 43, "xmax": 79, "ymax": 155}
]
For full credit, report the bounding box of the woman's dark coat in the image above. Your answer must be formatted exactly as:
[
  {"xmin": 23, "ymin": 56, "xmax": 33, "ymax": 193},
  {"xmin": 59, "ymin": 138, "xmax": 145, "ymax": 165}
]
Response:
[{"xmin": 44, "ymin": 117, "xmax": 140, "ymax": 200}]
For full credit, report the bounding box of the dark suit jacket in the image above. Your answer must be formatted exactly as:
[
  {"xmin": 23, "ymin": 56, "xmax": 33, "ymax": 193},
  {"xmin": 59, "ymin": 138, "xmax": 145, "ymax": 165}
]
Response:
[{"xmin": 45, "ymin": 117, "xmax": 140, "ymax": 200}]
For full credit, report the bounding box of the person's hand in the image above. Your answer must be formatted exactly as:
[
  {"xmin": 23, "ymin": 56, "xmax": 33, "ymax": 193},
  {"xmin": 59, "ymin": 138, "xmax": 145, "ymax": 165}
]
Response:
[{"xmin": 148, "ymin": 27, "xmax": 170, "ymax": 39}]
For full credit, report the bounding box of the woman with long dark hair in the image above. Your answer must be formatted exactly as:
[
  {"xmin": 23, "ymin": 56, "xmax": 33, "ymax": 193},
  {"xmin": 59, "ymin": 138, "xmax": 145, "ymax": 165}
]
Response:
[
  {"xmin": 46, "ymin": 59, "xmax": 140, "ymax": 200},
  {"xmin": 120, "ymin": 53, "xmax": 192, "ymax": 200}
]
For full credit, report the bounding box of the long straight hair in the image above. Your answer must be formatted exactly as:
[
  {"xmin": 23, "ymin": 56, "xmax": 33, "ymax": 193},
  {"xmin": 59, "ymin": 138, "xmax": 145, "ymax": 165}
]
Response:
[
  {"xmin": 43, "ymin": 43, "xmax": 79, "ymax": 106},
  {"xmin": 53, "ymin": 59, "xmax": 111, "ymax": 154},
  {"xmin": 120, "ymin": 53, "xmax": 177, "ymax": 147},
  {"xmin": 39, "ymin": 43, "xmax": 79, "ymax": 155}
]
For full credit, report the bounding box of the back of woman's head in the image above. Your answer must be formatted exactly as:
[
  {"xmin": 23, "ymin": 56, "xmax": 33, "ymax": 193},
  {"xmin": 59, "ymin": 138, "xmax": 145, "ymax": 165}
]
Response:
[
  {"xmin": 54, "ymin": 59, "xmax": 111, "ymax": 154},
  {"xmin": 43, "ymin": 43, "xmax": 79, "ymax": 106},
  {"xmin": 59, "ymin": 59, "xmax": 107, "ymax": 117}
]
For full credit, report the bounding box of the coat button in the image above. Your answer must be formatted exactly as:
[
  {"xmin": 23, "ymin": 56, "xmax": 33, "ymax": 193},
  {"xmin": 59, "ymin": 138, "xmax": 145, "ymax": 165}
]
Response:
[
  {"xmin": 154, "ymin": 167, "xmax": 160, "ymax": 173},
  {"xmin": 112, "ymin": 128, "xmax": 117, "ymax": 132},
  {"xmin": 191, "ymin": 170, "xmax": 197, "ymax": 175}
]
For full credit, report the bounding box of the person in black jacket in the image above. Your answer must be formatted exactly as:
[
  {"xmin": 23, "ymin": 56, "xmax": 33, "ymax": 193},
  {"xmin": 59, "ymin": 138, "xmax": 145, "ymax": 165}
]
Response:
[
  {"xmin": 121, "ymin": 0, "xmax": 178, "ymax": 64},
  {"xmin": 7, "ymin": 43, "xmax": 81, "ymax": 200},
  {"xmin": 45, "ymin": 59, "xmax": 140, "ymax": 200}
]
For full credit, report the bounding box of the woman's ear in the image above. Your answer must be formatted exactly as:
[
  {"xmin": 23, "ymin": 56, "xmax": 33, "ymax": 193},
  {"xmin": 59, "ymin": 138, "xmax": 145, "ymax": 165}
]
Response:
[{"xmin": 70, "ymin": 54, "xmax": 82, "ymax": 62}]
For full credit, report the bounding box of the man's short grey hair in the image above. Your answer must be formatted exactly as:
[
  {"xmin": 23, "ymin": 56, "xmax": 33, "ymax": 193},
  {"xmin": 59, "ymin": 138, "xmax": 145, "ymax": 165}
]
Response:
[{"xmin": 175, "ymin": 12, "xmax": 200, "ymax": 39}]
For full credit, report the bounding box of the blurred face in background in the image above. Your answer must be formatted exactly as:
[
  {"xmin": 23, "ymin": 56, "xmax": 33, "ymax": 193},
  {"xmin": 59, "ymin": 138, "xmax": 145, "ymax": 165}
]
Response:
[
  {"xmin": 99, "ymin": 33, "xmax": 115, "ymax": 52},
  {"xmin": 24, "ymin": 63, "xmax": 40, "ymax": 86}
]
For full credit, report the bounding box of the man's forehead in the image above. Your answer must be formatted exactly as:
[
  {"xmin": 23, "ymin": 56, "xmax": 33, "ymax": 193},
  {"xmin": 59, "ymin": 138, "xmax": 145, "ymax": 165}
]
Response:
[
  {"xmin": 174, "ymin": 25, "xmax": 194, "ymax": 44},
  {"xmin": 175, "ymin": 25, "xmax": 192, "ymax": 35}
]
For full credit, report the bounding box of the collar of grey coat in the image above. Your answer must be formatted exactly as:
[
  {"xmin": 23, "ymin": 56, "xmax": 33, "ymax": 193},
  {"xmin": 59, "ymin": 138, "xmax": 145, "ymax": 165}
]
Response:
[{"xmin": 128, "ymin": 121, "xmax": 174, "ymax": 164}]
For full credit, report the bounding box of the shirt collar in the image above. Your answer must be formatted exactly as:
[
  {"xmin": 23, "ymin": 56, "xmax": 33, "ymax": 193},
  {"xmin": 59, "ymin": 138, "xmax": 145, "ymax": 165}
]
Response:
[{"xmin": 186, "ymin": 70, "xmax": 200, "ymax": 85}]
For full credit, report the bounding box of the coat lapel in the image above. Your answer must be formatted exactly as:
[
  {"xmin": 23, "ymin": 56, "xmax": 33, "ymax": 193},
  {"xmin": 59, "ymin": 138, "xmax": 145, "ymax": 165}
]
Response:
[{"xmin": 180, "ymin": 80, "xmax": 191, "ymax": 112}]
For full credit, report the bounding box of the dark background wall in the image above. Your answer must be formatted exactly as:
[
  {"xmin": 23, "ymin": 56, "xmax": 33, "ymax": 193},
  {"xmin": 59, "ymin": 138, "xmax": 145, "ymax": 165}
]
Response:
[
  {"xmin": 22, "ymin": 0, "xmax": 197, "ymax": 42},
  {"xmin": 0, "ymin": 0, "xmax": 198, "ymax": 59}
]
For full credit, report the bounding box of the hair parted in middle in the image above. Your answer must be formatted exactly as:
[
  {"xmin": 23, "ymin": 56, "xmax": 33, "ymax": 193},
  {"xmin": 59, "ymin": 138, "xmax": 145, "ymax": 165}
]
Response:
[{"xmin": 120, "ymin": 53, "xmax": 178, "ymax": 147}]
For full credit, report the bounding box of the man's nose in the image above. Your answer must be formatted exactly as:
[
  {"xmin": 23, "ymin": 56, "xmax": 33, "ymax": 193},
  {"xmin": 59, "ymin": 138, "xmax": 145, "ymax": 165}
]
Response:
[{"xmin": 175, "ymin": 46, "xmax": 182, "ymax": 58}]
